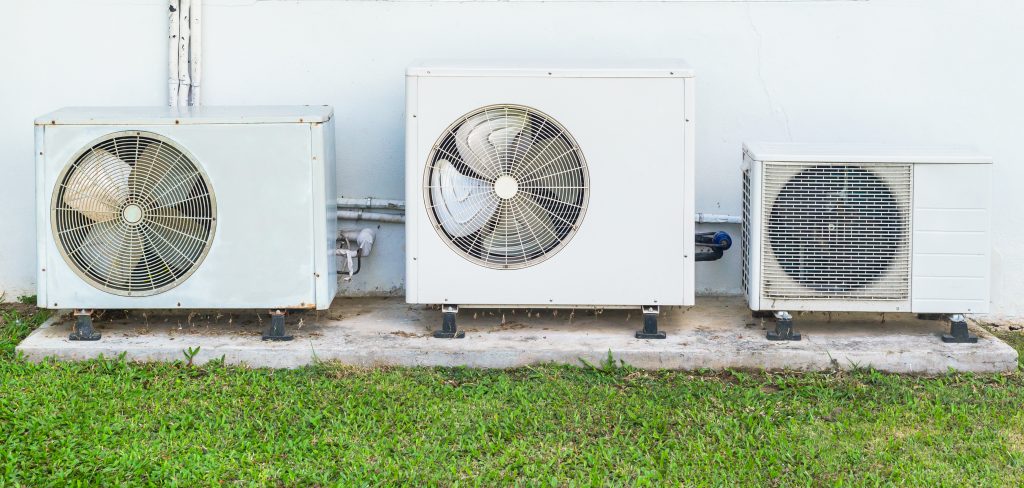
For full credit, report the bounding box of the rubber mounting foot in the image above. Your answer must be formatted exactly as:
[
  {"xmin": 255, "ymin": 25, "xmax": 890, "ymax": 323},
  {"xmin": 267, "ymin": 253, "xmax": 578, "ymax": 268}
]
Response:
[
  {"xmin": 69, "ymin": 315, "xmax": 101, "ymax": 341},
  {"xmin": 262, "ymin": 314, "xmax": 293, "ymax": 341},
  {"xmin": 635, "ymin": 313, "xmax": 666, "ymax": 339},
  {"xmin": 941, "ymin": 321, "xmax": 978, "ymax": 343},
  {"xmin": 767, "ymin": 319, "xmax": 801, "ymax": 341}
]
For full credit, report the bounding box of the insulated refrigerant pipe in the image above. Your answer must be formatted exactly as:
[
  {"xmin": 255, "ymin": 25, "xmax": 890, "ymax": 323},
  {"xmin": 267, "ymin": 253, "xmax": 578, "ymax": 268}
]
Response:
[
  {"xmin": 335, "ymin": 198, "xmax": 739, "ymax": 225},
  {"xmin": 336, "ymin": 210, "xmax": 405, "ymax": 223},
  {"xmin": 337, "ymin": 197, "xmax": 405, "ymax": 211},
  {"xmin": 695, "ymin": 213, "xmax": 741, "ymax": 224}
]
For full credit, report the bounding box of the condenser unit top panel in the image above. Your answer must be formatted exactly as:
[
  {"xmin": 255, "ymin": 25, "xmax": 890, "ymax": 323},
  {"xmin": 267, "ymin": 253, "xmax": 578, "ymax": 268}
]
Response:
[
  {"xmin": 35, "ymin": 106, "xmax": 334, "ymax": 126},
  {"xmin": 407, "ymin": 59, "xmax": 694, "ymax": 78},
  {"xmin": 744, "ymin": 142, "xmax": 991, "ymax": 165}
]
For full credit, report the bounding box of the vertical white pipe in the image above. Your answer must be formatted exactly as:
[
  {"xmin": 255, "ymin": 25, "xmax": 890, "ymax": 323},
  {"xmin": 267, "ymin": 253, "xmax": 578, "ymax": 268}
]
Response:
[
  {"xmin": 188, "ymin": 0, "xmax": 202, "ymax": 105},
  {"xmin": 168, "ymin": 0, "xmax": 179, "ymax": 106},
  {"xmin": 177, "ymin": 0, "xmax": 192, "ymax": 108}
]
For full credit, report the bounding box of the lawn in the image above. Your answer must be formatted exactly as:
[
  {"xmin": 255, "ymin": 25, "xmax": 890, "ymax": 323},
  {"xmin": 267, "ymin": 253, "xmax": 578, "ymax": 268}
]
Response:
[{"xmin": 1, "ymin": 301, "xmax": 1023, "ymax": 486}]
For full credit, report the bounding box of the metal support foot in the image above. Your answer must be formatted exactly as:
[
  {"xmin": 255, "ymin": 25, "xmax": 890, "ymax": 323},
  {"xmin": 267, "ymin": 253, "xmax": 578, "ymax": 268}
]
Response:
[
  {"xmin": 941, "ymin": 314, "xmax": 978, "ymax": 343},
  {"xmin": 69, "ymin": 309, "xmax": 101, "ymax": 341},
  {"xmin": 433, "ymin": 304, "xmax": 465, "ymax": 339},
  {"xmin": 751, "ymin": 310, "xmax": 774, "ymax": 319},
  {"xmin": 767, "ymin": 311, "xmax": 801, "ymax": 341},
  {"xmin": 262, "ymin": 310, "xmax": 293, "ymax": 341},
  {"xmin": 635, "ymin": 306, "xmax": 666, "ymax": 339}
]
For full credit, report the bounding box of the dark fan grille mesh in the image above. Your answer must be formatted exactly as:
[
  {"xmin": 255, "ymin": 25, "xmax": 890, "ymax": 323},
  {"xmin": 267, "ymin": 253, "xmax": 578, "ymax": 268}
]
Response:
[{"xmin": 762, "ymin": 163, "xmax": 911, "ymax": 300}]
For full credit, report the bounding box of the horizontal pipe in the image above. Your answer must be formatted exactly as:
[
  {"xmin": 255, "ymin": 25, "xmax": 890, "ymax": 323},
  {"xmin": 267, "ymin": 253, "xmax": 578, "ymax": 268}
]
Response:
[
  {"xmin": 337, "ymin": 197, "xmax": 405, "ymax": 211},
  {"xmin": 337, "ymin": 210, "xmax": 405, "ymax": 223},
  {"xmin": 335, "ymin": 203, "xmax": 733, "ymax": 225},
  {"xmin": 695, "ymin": 213, "xmax": 741, "ymax": 224}
]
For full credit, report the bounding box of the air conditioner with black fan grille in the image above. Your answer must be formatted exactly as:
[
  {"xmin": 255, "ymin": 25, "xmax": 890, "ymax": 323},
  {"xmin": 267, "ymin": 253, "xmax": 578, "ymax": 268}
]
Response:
[
  {"xmin": 742, "ymin": 143, "xmax": 992, "ymax": 316},
  {"xmin": 35, "ymin": 106, "xmax": 337, "ymax": 311},
  {"xmin": 406, "ymin": 61, "xmax": 695, "ymax": 337}
]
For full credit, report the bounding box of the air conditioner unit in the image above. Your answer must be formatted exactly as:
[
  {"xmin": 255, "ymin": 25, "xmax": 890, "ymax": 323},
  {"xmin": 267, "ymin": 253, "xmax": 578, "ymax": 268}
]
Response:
[
  {"xmin": 405, "ymin": 60, "xmax": 696, "ymax": 338},
  {"xmin": 741, "ymin": 143, "xmax": 992, "ymax": 341},
  {"xmin": 35, "ymin": 106, "xmax": 337, "ymax": 339}
]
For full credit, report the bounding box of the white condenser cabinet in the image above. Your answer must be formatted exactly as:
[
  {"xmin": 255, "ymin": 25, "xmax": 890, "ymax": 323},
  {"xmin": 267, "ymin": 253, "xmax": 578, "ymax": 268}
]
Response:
[
  {"xmin": 406, "ymin": 60, "xmax": 696, "ymax": 310},
  {"xmin": 35, "ymin": 106, "xmax": 338, "ymax": 310}
]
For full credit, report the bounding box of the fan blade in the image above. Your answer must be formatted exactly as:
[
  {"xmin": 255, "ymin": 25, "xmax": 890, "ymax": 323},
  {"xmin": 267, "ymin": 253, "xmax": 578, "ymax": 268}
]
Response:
[
  {"xmin": 78, "ymin": 220, "xmax": 139, "ymax": 288},
  {"xmin": 518, "ymin": 137, "xmax": 566, "ymax": 180},
  {"xmin": 430, "ymin": 159, "xmax": 498, "ymax": 238},
  {"xmin": 478, "ymin": 203, "xmax": 518, "ymax": 258},
  {"xmin": 64, "ymin": 149, "xmax": 130, "ymax": 222},
  {"xmin": 455, "ymin": 112, "xmax": 528, "ymax": 179},
  {"xmin": 144, "ymin": 208, "xmax": 206, "ymax": 272},
  {"xmin": 131, "ymin": 143, "xmax": 196, "ymax": 209},
  {"xmin": 512, "ymin": 194, "xmax": 559, "ymax": 252}
]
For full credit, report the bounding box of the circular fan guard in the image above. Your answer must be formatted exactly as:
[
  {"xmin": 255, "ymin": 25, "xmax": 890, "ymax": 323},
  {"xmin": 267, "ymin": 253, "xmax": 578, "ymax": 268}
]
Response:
[
  {"xmin": 424, "ymin": 105, "xmax": 589, "ymax": 269},
  {"xmin": 52, "ymin": 132, "xmax": 216, "ymax": 296},
  {"xmin": 768, "ymin": 165, "xmax": 902, "ymax": 293}
]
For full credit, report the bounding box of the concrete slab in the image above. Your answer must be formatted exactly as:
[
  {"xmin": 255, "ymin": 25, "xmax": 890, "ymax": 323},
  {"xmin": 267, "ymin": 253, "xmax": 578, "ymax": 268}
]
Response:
[{"xmin": 16, "ymin": 297, "xmax": 1019, "ymax": 373}]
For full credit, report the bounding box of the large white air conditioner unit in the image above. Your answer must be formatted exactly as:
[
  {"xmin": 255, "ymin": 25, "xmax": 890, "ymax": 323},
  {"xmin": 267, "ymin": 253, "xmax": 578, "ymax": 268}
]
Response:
[
  {"xmin": 35, "ymin": 106, "xmax": 337, "ymax": 340},
  {"xmin": 741, "ymin": 143, "xmax": 992, "ymax": 341},
  {"xmin": 405, "ymin": 60, "xmax": 696, "ymax": 338}
]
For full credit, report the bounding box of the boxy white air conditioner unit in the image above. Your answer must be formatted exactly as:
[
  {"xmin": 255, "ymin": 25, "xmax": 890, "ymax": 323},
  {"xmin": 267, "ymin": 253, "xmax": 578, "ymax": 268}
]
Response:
[
  {"xmin": 741, "ymin": 143, "xmax": 992, "ymax": 341},
  {"xmin": 406, "ymin": 60, "xmax": 696, "ymax": 338},
  {"xmin": 36, "ymin": 106, "xmax": 337, "ymax": 340}
]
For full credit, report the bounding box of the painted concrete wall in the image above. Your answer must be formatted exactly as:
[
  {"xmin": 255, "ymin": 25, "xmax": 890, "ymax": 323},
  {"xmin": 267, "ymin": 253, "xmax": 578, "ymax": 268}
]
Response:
[{"xmin": 3, "ymin": 0, "xmax": 1023, "ymax": 318}]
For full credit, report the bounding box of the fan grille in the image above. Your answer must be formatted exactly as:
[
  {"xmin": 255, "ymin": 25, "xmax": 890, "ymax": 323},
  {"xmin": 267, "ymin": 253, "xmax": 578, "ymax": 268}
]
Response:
[
  {"xmin": 424, "ymin": 104, "xmax": 589, "ymax": 269},
  {"xmin": 762, "ymin": 163, "xmax": 911, "ymax": 300},
  {"xmin": 52, "ymin": 132, "xmax": 216, "ymax": 296}
]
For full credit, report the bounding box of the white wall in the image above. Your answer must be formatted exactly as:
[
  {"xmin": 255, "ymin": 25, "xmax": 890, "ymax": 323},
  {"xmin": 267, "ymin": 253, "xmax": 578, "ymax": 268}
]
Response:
[{"xmin": 4, "ymin": 0, "xmax": 1023, "ymax": 318}]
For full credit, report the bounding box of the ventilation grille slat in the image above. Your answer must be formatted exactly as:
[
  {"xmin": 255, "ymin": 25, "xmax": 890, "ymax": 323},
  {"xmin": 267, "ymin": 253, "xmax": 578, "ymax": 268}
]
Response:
[
  {"xmin": 741, "ymin": 165, "xmax": 751, "ymax": 296},
  {"xmin": 761, "ymin": 162, "xmax": 911, "ymax": 301}
]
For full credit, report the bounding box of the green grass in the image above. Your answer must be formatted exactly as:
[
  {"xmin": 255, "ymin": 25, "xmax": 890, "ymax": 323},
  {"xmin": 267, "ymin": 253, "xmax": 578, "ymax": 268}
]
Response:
[{"xmin": 1, "ymin": 304, "xmax": 1023, "ymax": 486}]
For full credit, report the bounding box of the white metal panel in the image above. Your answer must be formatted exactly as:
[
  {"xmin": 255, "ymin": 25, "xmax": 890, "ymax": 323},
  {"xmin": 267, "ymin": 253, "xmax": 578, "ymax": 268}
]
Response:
[
  {"xmin": 38, "ymin": 119, "xmax": 331, "ymax": 309},
  {"xmin": 744, "ymin": 142, "xmax": 991, "ymax": 165},
  {"xmin": 404, "ymin": 76, "xmax": 420, "ymax": 304},
  {"xmin": 311, "ymin": 117, "xmax": 339, "ymax": 309},
  {"xmin": 407, "ymin": 59, "xmax": 695, "ymax": 78},
  {"xmin": 408, "ymin": 73, "xmax": 693, "ymax": 307},
  {"xmin": 35, "ymin": 106, "xmax": 333, "ymax": 126},
  {"xmin": 34, "ymin": 125, "xmax": 47, "ymax": 307},
  {"xmin": 911, "ymin": 163, "xmax": 992, "ymax": 314}
]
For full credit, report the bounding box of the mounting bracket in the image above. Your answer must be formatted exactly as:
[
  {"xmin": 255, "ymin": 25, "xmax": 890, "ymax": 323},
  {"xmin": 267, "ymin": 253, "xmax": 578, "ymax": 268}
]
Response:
[
  {"xmin": 635, "ymin": 305, "xmax": 666, "ymax": 339},
  {"xmin": 434, "ymin": 304, "xmax": 465, "ymax": 339},
  {"xmin": 941, "ymin": 314, "xmax": 978, "ymax": 343},
  {"xmin": 767, "ymin": 311, "xmax": 801, "ymax": 341},
  {"xmin": 262, "ymin": 309, "xmax": 293, "ymax": 341},
  {"xmin": 69, "ymin": 309, "xmax": 101, "ymax": 341}
]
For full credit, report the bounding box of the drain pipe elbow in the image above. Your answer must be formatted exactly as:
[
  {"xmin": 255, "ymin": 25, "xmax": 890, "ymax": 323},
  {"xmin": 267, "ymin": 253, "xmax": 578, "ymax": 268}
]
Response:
[{"xmin": 339, "ymin": 228, "xmax": 376, "ymax": 257}]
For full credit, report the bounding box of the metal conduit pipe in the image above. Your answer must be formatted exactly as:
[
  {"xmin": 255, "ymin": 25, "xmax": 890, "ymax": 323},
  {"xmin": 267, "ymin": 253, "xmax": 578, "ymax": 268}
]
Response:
[
  {"xmin": 337, "ymin": 210, "xmax": 405, "ymax": 223},
  {"xmin": 334, "ymin": 199, "xmax": 736, "ymax": 225},
  {"xmin": 695, "ymin": 213, "xmax": 741, "ymax": 224},
  {"xmin": 337, "ymin": 197, "xmax": 405, "ymax": 211}
]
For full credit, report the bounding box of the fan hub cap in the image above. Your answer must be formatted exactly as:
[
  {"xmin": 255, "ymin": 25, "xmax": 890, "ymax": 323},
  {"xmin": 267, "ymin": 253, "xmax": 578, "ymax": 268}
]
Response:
[
  {"xmin": 122, "ymin": 204, "xmax": 143, "ymax": 224},
  {"xmin": 494, "ymin": 175, "xmax": 519, "ymax": 200}
]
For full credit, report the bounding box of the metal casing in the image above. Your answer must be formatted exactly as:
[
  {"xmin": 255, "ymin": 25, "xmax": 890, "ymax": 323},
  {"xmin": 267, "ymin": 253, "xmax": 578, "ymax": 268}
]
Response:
[
  {"xmin": 742, "ymin": 142, "xmax": 992, "ymax": 314},
  {"xmin": 35, "ymin": 106, "xmax": 337, "ymax": 310},
  {"xmin": 406, "ymin": 61, "xmax": 696, "ymax": 308}
]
